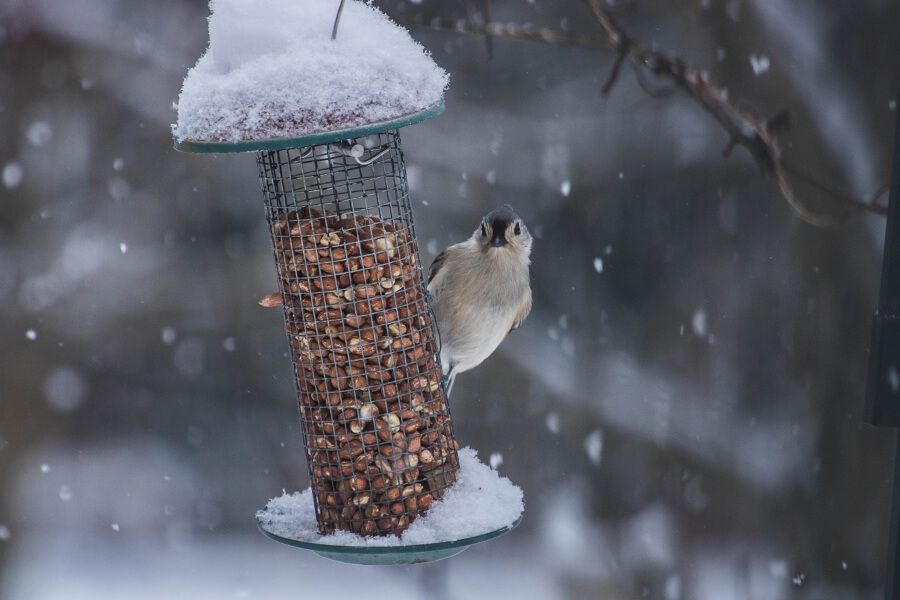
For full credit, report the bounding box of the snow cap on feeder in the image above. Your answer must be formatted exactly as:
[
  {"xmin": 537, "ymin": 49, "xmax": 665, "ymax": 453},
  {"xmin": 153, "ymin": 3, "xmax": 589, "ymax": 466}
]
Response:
[{"xmin": 172, "ymin": 0, "xmax": 448, "ymax": 150}]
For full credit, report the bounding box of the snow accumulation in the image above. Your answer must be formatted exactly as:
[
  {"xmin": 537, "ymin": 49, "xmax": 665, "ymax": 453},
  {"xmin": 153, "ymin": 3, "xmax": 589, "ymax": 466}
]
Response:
[
  {"xmin": 173, "ymin": 0, "xmax": 448, "ymax": 143},
  {"xmin": 257, "ymin": 447, "xmax": 524, "ymax": 547}
]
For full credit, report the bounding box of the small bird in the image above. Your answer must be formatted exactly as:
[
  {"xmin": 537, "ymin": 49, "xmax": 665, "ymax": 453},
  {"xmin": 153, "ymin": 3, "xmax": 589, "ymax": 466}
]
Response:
[{"xmin": 427, "ymin": 204, "xmax": 533, "ymax": 396}]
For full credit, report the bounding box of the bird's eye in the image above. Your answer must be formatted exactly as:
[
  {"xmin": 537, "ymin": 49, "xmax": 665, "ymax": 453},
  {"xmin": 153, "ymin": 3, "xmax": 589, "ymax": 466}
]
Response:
[
  {"xmin": 514, "ymin": 222, "xmax": 521, "ymax": 236},
  {"xmin": 480, "ymin": 223, "xmax": 487, "ymax": 237}
]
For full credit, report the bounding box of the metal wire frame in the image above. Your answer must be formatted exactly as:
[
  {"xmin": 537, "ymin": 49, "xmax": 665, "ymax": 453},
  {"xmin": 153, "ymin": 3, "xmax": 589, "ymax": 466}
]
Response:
[{"xmin": 256, "ymin": 131, "xmax": 460, "ymax": 537}]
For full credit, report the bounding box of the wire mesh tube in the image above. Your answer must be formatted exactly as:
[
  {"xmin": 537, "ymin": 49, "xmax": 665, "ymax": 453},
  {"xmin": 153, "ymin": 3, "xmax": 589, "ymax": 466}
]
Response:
[{"xmin": 256, "ymin": 131, "xmax": 460, "ymax": 536}]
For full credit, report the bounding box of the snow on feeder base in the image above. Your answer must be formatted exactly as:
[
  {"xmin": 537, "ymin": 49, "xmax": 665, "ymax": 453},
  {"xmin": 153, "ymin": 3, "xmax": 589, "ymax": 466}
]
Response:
[
  {"xmin": 256, "ymin": 448, "xmax": 524, "ymax": 565},
  {"xmin": 172, "ymin": 0, "xmax": 523, "ymax": 562}
]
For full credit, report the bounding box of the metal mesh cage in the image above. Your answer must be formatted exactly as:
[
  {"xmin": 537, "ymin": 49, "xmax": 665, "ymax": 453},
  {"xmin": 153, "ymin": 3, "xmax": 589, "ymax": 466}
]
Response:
[{"xmin": 256, "ymin": 130, "xmax": 460, "ymax": 537}]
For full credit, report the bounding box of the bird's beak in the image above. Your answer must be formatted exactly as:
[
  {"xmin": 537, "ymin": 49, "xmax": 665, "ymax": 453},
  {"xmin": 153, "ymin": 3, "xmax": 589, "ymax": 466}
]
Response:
[{"xmin": 490, "ymin": 230, "xmax": 507, "ymax": 247}]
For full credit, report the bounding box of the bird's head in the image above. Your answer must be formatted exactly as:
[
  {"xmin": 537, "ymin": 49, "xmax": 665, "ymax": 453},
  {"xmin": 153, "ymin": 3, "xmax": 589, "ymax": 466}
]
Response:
[{"xmin": 475, "ymin": 204, "xmax": 532, "ymax": 257}]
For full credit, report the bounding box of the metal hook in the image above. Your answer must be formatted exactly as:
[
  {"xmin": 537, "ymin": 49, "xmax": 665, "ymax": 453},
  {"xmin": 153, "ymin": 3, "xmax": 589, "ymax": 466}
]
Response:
[
  {"xmin": 353, "ymin": 146, "xmax": 391, "ymax": 166},
  {"xmin": 331, "ymin": 0, "xmax": 346, "ymax": 40},
  {"xmin": 329, "ymin": 141, "xmax": 391, "ymax": 166}
]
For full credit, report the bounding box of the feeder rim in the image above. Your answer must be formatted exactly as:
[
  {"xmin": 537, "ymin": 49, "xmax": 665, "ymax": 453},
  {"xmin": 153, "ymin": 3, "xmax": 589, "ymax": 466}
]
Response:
[
  {"xmin": 173, "ymin": 102, "xmax": 444, "ymax": 154},
  {"xmin": 256, "ymin": 513, "xmax": 523, "ymax": 555}
]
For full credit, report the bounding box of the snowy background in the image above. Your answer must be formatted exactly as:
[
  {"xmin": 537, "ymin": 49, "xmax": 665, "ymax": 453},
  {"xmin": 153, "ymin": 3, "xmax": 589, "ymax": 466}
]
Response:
[{"xmin": 1, "ymin": 0, "xmax": 899, "ymax": 598}]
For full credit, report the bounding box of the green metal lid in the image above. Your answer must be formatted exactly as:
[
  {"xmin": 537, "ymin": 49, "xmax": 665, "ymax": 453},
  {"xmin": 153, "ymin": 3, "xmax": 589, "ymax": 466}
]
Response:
[{"xmin": 173, "ymin": 102, "xmax": 444, "ymax": 154}]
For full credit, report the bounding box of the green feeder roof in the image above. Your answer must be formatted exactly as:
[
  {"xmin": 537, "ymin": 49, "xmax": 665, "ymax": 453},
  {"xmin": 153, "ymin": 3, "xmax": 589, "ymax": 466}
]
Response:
[{"xmin": 173, "ymin": 103, "xmax": 444, "ymax": 154}]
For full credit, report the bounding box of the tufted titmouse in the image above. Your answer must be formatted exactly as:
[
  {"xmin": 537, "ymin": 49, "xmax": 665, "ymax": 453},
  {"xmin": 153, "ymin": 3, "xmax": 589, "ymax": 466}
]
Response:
[{"xmin": 427, "ymin": 204, "xmax": 533, "ymax": 396}]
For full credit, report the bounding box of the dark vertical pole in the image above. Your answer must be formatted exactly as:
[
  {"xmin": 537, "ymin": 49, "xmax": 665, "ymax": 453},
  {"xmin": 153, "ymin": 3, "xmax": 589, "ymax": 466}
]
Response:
[
  {"xmin": 865, "ymin": 105, "xmax": 900, "ymax": 600},
  {"xmin": 887, "ymin": 440, "xmax": 900, "ymax": 600},
  {"xmin": 866, "ymin": 109, "xmax": 900, "ymax": 426}
]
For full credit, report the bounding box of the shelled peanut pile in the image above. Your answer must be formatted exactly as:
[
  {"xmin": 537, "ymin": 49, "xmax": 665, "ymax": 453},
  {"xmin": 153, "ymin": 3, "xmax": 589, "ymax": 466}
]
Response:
[{"xmin": 265, "ymin": 207, "xmax": 460, "ymax": 536}]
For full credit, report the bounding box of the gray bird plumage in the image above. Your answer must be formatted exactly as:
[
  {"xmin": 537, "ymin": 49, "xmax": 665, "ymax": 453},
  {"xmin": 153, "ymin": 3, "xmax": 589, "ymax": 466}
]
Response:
[{"xmin": 427, "ymin": 205, "xmax": 533, "ymax": 396}]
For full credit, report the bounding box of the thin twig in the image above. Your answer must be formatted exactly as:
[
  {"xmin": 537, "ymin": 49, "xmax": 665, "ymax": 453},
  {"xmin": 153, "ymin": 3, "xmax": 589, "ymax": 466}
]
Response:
[
  {"xmin": 483, "ymin": 0, "xmax": 495, "ymax": 59},
  {"xmin": 602, "ymin": 46, "xmax": 629, "ymax": 95},
  {"xmin": 782, "ymin": 164, "xmax": 889, "ymax": 216},
  {"xmin": 396, "ymin": 15, "xmax": 607, "ymax": 48}
]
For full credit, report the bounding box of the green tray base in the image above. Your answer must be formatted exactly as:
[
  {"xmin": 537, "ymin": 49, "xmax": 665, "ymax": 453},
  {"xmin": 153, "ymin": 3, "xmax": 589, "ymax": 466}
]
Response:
[
  {"xmin": 173, "ymin": 103, "xmax": 444, "ymax": 154},
  {"xmin": 256, "ymin": 513, "xmax": 522, "ymax": 565}
]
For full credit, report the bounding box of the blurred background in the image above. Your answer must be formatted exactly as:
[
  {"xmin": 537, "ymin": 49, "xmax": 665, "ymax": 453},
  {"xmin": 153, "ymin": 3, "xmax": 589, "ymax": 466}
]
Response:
[{"xmin": 2, "ymin": 0, "xmax": 899, "ymax": 598}]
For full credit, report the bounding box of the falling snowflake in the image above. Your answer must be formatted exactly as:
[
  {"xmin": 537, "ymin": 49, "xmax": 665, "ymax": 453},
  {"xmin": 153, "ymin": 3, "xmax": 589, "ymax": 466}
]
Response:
[
  {"xmin": 59, "ymin": 485, "xmax": 73, "ymax": 502},
  {"xmin": 545, "ymin": 412, "xmax": 560, "ymax": 434},
  {"xmin": 584, "ymin": 430, "xmax": 603, "ymax": 466},
  {"xmin": 161, "ymin": 327, "xmax": 177, "ymax": 345},
  {"xmin": 25, "ymin": 329, "xmax": 37, "ymax": 341},
  {"xmin": 111, "ymin": 523, "xmax": 120, "ymax": 532},
  {"xmin": 749, "ymin": 54, "xmax": 770, "ymax": 75},
  {"xmin": 593, "ymin": 257, "xmax": 604, "ymax": 273},
  {"xmin": 560, "ymin": 180, "xmax": 571, "ymax": 197},
  {"xmin": 0, "ymin": 525, "xmax": 10, "ymax": 541},
  {"xmin": 489, "ymin": 452, "xmax": 503, "ymax": 469},
  {"xmin": 223, "ymin": 336, "xmax": 237, "ymax": 352},
  {"xmin": 113, "ymin": 158, "xmax": 125, "ymax": 171},
  {"xmin": 2, "ymin": 161, "xmax": 23, "ymax": 189},
  {"xmin": 40, "ymin": 464, "xmax": 50, "ymax": 473},
  {"xmin": 691, "ymin": 309, "xmax": 707, "ymax": 337},
  {"xmin": 26, "ymin": 121, "xmax": 52, "ymax": 146},
  {"xmin": 119, "ymin": 242, "xmax": 128, "ymax": 254}
]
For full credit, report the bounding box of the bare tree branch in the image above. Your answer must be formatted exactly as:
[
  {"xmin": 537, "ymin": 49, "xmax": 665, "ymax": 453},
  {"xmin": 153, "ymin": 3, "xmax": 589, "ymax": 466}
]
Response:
[
  {"xmin": 583, "ymin": 0, "xmax": 845, "ymax": 224},
  {"xmin": 398, "ymin": 2, "xmax": 889, "ymax": 223}
]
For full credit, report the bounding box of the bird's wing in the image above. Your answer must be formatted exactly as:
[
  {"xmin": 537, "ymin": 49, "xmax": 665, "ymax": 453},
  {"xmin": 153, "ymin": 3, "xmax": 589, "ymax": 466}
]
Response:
[
  {"xmin": 508, "ymin": 291, "xmax": 532, "ymax": 334},
  {"xmin": 427, "ymin": 249, "xmax": 449, "ymax": 285}
]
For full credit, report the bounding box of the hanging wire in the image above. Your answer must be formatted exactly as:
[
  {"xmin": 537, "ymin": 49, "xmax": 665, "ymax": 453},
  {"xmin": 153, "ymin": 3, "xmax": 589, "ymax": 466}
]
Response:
[{"xmin": 331, "ymin": 0, "xmax": 347, "ymax": 40}]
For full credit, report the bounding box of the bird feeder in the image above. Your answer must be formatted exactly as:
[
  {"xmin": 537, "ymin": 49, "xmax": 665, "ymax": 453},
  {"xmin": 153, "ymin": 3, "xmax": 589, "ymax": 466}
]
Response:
[{"xmin": 172, "ymin": 0, "xmax": 520, "ymax": 564}]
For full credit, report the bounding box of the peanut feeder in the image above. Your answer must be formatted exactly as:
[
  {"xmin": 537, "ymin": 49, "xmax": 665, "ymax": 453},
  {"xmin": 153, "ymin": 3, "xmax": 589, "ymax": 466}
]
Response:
[
  {"xmin": 176, "ymin": 105, "xmax": 460, "ymax": 538},
  {"xmin": 171, "ymin": 1, "xmax": 525, "ymax": 563}
]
